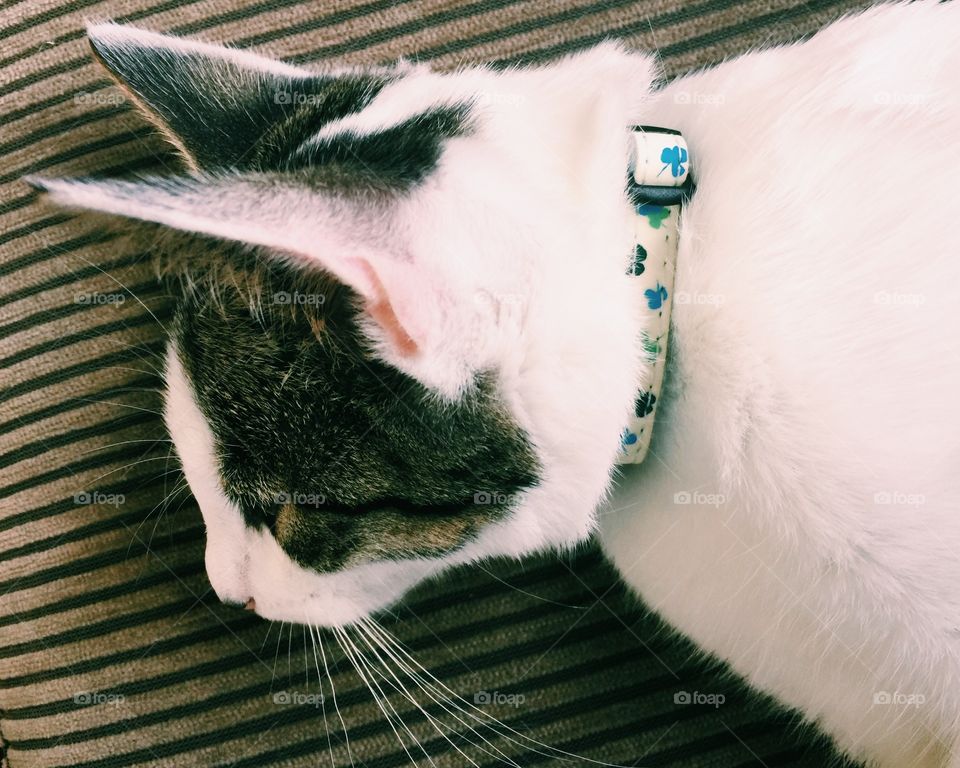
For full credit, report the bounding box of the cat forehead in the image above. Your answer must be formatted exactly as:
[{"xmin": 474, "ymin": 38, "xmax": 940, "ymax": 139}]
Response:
[
  {"xmin": 249, "ymin": 63, "xmax": 494, "ymax": 179},
  {"xmin": 301, "ymin": 66, "xmax": 495, "ymax": 140}
]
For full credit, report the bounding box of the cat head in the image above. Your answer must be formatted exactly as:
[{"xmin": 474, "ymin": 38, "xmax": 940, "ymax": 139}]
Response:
[{"xmin": 33, "ymin": 23, "xmax": 657, "ymax": 626}]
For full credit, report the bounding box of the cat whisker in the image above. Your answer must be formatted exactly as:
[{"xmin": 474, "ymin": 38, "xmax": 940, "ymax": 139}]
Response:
[
  {"xmin": 128, "ymin": 474, "xmax": 188, "ymax": 559},
  {"xmin": 359, "ymin": 617, "xmax": 513, "ymax": 736},
  {"xmin": 74, "ymin": 398, "xmax": 164, "ymax": 418},
  {"xmin": 307, "ymin": 627, "xmax": 336, "ymax": 768},
  {"xmin": 84, "ymin": 454, "xmax": 174, "ymax": 486},
  {"xmin": 99, "ymin": 384, "xmax": 162, "ymax": 395},
  {"xmin": 271, "ymin": 620, "xmax": 285, "ymax": 687},
  {"xmin": 302, "ymin": 625, "xmax": 310, "ymax": 686},
  {"xmin": 317, "ymin": 627, "xmax": 355, "ymax": 767},
  {"xmin": 123, "ymin": 459, "xmax": 189, "ymax": 561},
  {"xmin": 334, "ymin": 626, "xmax": 424, "ymax": 767},
  {"xmin": 354, "ymin": 619, "xmax": 519, "ymax": 767},
  {"xmin": 473, "ymin": 562, "xmax": 589, "ymax": 609},
  {"xmin": 77, "ymin": 436, "xmax": 171, "ymax": 456},
  {"xmin": 287, "ymin": 621, "xmax": 294, "ymax": 683},
  {"xmin": 49, "ymin": 319, "xmax": 166, "ymax": 365},
  {"xmin": 260, "ymin": 620, "xmax": 276, "ymax": 654},
  {"xmin": 345, "ymin": 625, "xmax": 457, "ymax": 768},
  {"xmin": 68, "ymin": 335, "xmax": 167, "ymax": 379},
  {"xmin": 359, "ymin": 617, "xmax": 635, "ymax": 768},
  {"xmin": 350, "ymin": 622, "xmax": 510, "ymax": 768},
  {"xmin": 71, "ymin": 252, "xmax": 168, "ymax": 334},
  {"xmin": 103, "ymin": 364, "xmax": 165, "ymax": 379}
]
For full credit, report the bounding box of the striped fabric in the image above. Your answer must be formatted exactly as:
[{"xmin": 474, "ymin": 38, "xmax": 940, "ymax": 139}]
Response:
[{"xmin": 1, "ymin": 1, "xmax": 873, "ymax": 766}]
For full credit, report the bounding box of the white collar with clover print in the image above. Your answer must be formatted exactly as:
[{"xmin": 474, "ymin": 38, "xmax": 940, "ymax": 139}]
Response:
[{"xmin": 617, "ymin": 126, "xmax": 693, "ymax": 465}]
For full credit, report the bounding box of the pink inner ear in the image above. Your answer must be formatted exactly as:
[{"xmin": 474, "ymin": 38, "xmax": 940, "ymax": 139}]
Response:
[
  {"xmin": 367, "ymin": 297, "xmax": 419, "ymax": 356},
  {"xmin": 348, "ymin": 257, "xmax": 421, "ymax": 357}
]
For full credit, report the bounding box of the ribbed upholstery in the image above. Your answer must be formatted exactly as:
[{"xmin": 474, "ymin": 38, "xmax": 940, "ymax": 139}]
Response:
[{"xmin": 0, "ymin": 1, "xmax": 872, "ymax": 766}]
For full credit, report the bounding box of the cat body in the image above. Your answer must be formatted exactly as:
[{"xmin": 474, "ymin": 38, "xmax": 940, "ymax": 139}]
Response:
[
  {"xmin": 31, "ymin": 3, "xmax": 960, "ymax": 766},
  {"xmin": 602, "ymin": 5, "xmax": 960, "ymax": 765}
]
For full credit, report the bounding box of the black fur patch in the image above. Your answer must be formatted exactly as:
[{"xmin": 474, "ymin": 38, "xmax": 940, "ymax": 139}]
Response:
[
  {"xmin": 89, "ymin": 33, "xmax": 393, "ymax": 169},
  {"xmin": 283, "ymin": 104, "xmax": 473, "ymax": 190},
  {"xmin": 171, "ymin": 252, "xmax": 539, "ymax": 572}
]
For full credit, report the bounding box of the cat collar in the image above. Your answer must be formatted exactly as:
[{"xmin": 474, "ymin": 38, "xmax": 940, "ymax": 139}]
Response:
[{"xmin": 617, "ymin": 126, "xmax": 692, "ymax": 464}]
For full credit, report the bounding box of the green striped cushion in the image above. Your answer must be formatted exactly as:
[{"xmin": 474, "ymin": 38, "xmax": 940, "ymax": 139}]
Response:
[{"xmin": 1, "ymin": 1, "xmax": 871, "ymax": 766}]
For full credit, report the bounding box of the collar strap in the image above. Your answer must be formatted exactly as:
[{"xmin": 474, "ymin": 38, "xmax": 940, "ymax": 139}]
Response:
[{"xmin": 617, "ymin": 126, "xmax": 693, "ymax": 464}]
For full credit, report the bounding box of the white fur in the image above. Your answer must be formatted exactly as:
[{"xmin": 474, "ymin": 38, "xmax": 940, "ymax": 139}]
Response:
[
  {"xmin": 45, "ymin": 9, "xmax": 960, "ymax": 764},
  {"xmin": 600, "ymin": 3, "xmax": 960, "ymax": 767}
]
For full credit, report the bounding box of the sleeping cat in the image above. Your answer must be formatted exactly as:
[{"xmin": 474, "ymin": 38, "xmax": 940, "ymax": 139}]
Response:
[{"xmin": 30, "ymin": 3, "xmax": 960, "ymax": 766}]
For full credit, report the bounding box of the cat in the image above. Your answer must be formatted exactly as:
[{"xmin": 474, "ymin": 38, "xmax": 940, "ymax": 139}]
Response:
[{"xmin": 29, "ymin": 2, "xmax": 960, "ymax": 766}]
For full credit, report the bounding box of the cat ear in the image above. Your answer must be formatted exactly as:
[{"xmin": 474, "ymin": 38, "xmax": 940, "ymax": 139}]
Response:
[
  {"xmin": 28, "ymin": 173, "xmax": 434, "ymax": 356},
  {"xmin": 85, "ymin": 23, "xmax": 391, "ymax": 170}
]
